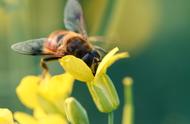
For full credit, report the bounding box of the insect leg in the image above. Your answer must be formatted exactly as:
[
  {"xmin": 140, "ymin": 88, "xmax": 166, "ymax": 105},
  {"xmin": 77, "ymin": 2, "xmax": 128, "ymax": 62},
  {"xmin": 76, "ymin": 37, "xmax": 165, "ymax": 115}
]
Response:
[
  {"xmin": 43, "ymin": 56, "xmax": 62, "ymax": 62},
  {"xmin": 40, "ymin": 58, "xmax": 49, "ymax": 77},
  {"xmin": 40, "ymin": 56, "xmax": 61, "ymax": 77}
]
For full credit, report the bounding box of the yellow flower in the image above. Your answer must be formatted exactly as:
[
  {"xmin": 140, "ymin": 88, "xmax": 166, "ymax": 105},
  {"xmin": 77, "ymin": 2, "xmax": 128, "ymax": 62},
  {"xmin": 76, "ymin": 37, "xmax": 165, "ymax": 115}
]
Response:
[
  {"xmin": 39, "ymin": 73, "xmax": 74, "ymax": 104},
  {"xmin": 38, "ymin": 73, "xmax": 74, "ymax": 114},
  {"xmin": 0, "ymin": 109, "xmax": 14, "ymax": 124},
  {"xmin": 59, "ymin": 47, "xmax": 128, "ymax": 82},
  {"xmin": 59, "ymin": 47, "xmax": 129, "ymax": 112},
  {"xmin": 16, "ymin": 73, "xmax": 74, "ymax": 114}
]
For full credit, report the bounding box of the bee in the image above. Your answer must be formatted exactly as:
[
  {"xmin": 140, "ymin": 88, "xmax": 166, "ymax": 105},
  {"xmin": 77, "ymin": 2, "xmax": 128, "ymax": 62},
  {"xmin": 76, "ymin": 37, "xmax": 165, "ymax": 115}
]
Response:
[{"xmin": 11, "ymin": 0, "xmax": 106, "ymax": 74}]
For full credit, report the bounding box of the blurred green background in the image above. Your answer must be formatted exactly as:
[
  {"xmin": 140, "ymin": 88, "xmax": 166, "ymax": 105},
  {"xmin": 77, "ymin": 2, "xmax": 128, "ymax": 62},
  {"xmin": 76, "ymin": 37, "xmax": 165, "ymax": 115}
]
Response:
[{"xmin": 0, "ymin": 0, "xmax": 190, "ymax": 124}]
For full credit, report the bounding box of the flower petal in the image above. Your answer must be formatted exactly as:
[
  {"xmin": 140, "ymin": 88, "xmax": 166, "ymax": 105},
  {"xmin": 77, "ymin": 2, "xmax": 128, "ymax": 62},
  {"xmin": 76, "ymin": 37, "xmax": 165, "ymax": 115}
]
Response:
[
  {"xmin": 39, "ymin": 73, "xmax": 74, "ymax": 102},
  {"xmin": 96, "ymin": 47, "xmax": 117, "ymax": 76},
  {"xmin": 33, "ymin": 108, "xmax": 46, "ymax": 120},
  {"xmin": 14, "ymin": 112, "xmax": 37, "ymax": 124},
  {"xmin": 38, "ymin": 114, "xmax": 67, "ymax": 124},
  {"xmin": 103, "ymin": 52, "xmax": 129, "ymax": 73},
  {"xmin": 96, "ymin": 47, "xmax": 129, "ymax": 76},
  {"xmin": 16, "ymin": 76, "xmax": 41, "ymax": 109},
  {"xmin": 0, "ymin": 109, "xmax": 14, "ymax": 124},
  {"xmin": 59, "ymin": 55, "xmax": 94, "ymax": 82}
]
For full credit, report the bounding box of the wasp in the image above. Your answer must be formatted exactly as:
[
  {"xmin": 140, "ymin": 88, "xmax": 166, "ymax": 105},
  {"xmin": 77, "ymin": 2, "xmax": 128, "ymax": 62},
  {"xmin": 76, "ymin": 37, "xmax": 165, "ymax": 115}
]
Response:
[{"xmin": 11, "ymin": 0, "xmax": 106, "ymax": 75}]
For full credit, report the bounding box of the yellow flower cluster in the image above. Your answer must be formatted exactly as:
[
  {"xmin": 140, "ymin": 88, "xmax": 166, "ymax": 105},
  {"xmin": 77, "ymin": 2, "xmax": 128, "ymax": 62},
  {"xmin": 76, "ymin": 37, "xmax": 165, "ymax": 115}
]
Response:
[
  {"xmin": 15, "ymin": 73, "xmax": 74, "ymax": 124},
  {"xmin": 11, "ymin": 71, "xmax": 89, "ymax": 124}
]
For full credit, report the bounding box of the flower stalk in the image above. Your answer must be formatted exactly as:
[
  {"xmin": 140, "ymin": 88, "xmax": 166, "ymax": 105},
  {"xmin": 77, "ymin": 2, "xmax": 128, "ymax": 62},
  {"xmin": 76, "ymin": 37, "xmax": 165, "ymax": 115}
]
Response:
[{"xmin": 108, "ymin": 112, "xmax": 114, "ymax": 124}]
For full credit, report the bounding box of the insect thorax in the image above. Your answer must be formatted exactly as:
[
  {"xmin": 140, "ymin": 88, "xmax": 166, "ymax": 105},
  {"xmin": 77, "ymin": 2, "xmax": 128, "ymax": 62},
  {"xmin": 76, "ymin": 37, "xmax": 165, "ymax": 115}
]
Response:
[{"xmin": 65, "ymin": 37, "xmax": 92, "ymax": 58}]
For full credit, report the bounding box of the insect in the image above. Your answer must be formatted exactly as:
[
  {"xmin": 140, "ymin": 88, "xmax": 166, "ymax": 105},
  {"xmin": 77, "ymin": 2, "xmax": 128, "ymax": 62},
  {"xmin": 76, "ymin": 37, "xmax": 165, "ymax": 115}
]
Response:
[{"xmin": 11, "ymin": 0, "xmax": 106, "ymax": 74}]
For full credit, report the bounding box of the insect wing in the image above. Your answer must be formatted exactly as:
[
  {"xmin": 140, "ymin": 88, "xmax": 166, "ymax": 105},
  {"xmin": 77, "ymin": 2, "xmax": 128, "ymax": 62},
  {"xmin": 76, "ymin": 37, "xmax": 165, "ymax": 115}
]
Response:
[
  {"xmin": 64, "ymin": 0, "xmax": 87, "ymax": 37},
  {"xmin": 11, "ymin": 38, "xmax": 48, "ymax": 55},
  {"xmin": 88, "ymin": 36, "xmax": 105, "ymax": 43}
]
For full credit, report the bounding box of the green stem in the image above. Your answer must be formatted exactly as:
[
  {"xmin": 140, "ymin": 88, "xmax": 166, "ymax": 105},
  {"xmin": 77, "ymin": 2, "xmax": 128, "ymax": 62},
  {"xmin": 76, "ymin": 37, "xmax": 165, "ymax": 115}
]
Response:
[{"xmin": 108, "ymin": 111, "xmax": 114, "ymax": 124}]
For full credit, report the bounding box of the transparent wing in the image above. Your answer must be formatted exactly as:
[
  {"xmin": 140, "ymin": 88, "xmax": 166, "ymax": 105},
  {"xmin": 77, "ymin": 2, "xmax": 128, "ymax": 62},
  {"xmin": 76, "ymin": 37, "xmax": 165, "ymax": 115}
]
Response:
[
  {"xmin": 11, "ymin": 38, "xmax": 48, "ymax": 55},
  {"xmin": 88, "ymin": 36, "xmax": 105, "ymax": 43},
  {"xmin": 64, "ymin": 0, "xmax": 87, "ymax": 37}
]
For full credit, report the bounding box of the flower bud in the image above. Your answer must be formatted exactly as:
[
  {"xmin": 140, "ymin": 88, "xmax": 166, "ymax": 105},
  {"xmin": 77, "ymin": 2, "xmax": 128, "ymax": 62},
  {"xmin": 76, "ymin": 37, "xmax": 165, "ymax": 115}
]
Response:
[
  {"xmin": 122, "ymin": 77, "xmax": 134, "ymax": 124},
  {"xmin": 64, "ymin": 97, "xmax": 89, "ymax": 124},
  {"xmin": 87, "ymin": 74, "xmax": 120, "ymax": 113},
  {"xmin": 0, "ymin": 108, "xmax": 14, "ymax": 124}
]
